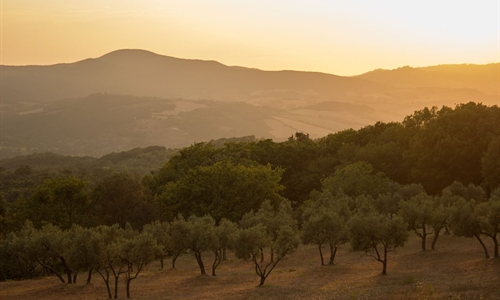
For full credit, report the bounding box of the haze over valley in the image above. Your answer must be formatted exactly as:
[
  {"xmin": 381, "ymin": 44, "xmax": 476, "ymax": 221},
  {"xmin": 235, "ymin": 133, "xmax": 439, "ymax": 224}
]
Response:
[{"xmin": 1, "ymin": 49, "xmax": 498, "ymax": 158}]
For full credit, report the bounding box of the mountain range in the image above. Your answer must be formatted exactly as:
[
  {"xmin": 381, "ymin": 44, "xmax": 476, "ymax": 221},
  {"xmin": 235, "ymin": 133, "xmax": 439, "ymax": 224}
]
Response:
[{"xmin": 1, "ymin": 49, "xmax": 498, "ymax": 158}]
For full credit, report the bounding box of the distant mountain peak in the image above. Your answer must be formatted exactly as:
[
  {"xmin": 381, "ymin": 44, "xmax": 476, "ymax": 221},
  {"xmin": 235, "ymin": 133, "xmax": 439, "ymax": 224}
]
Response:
[
  {"xmin": 97, "ymin": 49, "xmax": 167, "ymax": 61},
  {"xmin": 95, "ymin": 49, "xmax": 227, "ymax": 68}
]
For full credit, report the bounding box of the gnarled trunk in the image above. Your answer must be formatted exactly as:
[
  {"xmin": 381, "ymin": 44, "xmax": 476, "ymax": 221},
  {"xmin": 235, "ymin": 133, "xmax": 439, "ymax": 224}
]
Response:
[
  {"xmin": 194, "ymin": 252, "xmax": 206, "ymax": 275},
  {"xmin": 431, "ymin": 228, "xmax": 441, "ymax": 250},
  {"xmin": 474, "ymin": 234, "xmax": 490, "ymax": 259},
  {"xmin": 318, "ymin": 244, "xmax": 324, "ymax": 266},
  {"xmin": 86, "ymin": 269, "xmax": 93, "ymax": 284},
  {"xmin": 328, "ymin": 244, "xmax": 337, "ymax": 265}
]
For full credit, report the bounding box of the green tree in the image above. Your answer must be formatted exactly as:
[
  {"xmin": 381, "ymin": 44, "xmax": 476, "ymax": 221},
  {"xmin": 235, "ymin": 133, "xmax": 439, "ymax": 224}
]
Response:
[
  {"xmin": 404, "ymin": 103, "xmax": 500, "ymax": 194},
  {"xmin": 0, "ymin": 195, "xmax": 6, "ymax": 238},
  {"xmin": 443, "ymin": 181, "xmax": 487, "ymax": 203},
  {"xmin": 302, "ymin": 190, "xmax": 350, "ymax": 265},
  {"xmin": 158, "ymin": 161, "xmax": 284, "ymax": 222},
  {"xmin": 168, "ymin": 216, "xmax": 190, "ymax": 269},
  {"xmin": 232, "ymin": 223, "xmax": 299, "ymax": 286},
  {"xmin": 2, "ymin": 223, "xmax": 41, "ymax": 280},
  {"xmin": 144, "ymin": 142, "xmax": 221, "ymax": 195},
  {"xmin": 28, "ymin": 177, "xmax": 89, "ymax": 229},
  {"xmin": 117, "ymin": 231, "xmax": 159, "ymax": 298},
  {"xmin": 210, "ymin": 218, "xmax": 238, "ymax": 275},
  {"xmin": 348, "ymin": 204, "xmax": 409, "ymax": 275},
  {"xmin": 91, "ymin": 173, "xmax": 153, "ymax": 228},
  {"xmin": 93, "ymin": 224, "xmax": 127, "ymax": 299},
  {"xmin": 142, "ymin": 221, "xmax": 171, "ymax": 269},
  {"xmin": 429, "ymin": 190, "xmax": 458, "ymax": 250},
  {"xmin": 15, "ymin": 223, "xmax": 75, "ymax": 283},
  {"xmin": 399, "ymin": 193, "xmax": 434, "ymax": 251},
  {"xmin": 449, "ymin": 198, "xmax": 490, "ymax": 258},
  {"xmin": 481, "ymin": 136, "xmax": 500, "ymax": 192},
  {"xmin": 66, "ymin": 225, "xmax": 101, "ymax": 284},
  {"xmin": 240, "ymin": 200, "xmax": 297, "ymax": 262},
  {"xmin": 477, "ymin": 189, "xmax": 500, "ymax": 258},
  {"xmin": 184, "ymin": 215, "xmax": 218, "ymax": 275},
  {"xmin": 373, "ymin": 183, "xmax": 425, "ymax": 219},
  {"xmin": 322, "ymin": 162, "xmax": 392, "ymax": 199}
]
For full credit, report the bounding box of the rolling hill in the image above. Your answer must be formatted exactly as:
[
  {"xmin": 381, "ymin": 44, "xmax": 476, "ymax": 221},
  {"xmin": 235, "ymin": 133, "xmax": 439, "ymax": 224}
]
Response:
[{"xmin": 1, "ymin": 49, "xmax": 498, "ymax": 158}]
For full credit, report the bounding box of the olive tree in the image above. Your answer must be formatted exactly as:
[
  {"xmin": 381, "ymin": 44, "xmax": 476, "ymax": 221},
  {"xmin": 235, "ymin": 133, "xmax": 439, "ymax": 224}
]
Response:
[
  {"xmin": 210, "ymin": 218, "xmax": 238, "ymax": 275},
  {"xmin": 399, "ymin": 193, "xmax": 434, "ymax": 251},
  {"xmin": 240, "ymin": 200, "xmax": 296, "ymax": 263},
  {"xmin": 477, "ymin": 190, "xmax": 500, "ymax": 258},
  {"xmin": 93, "ymin": 224, "xmax": 127, "ymax": 299},
  {"xmin": 67, "ymin": 225, "xmax": 101, "ymax": 284},
  {"xmin": 25, "ymin": 224, "xmax": 75, "ymax": 283},
  {"xmin": 168, "ymin": 216, "xmax": 190, "ymax": 269},
  {"xmin": 185, "ymin": 215, "xmax": 217, "ymax": 275},
  {"xmin": 348, "ymin": 204, "xmax": 409, "ymax": 275},
  {"xmin": 449, "ymin": 198, "xmax": 491, "ymax": 258},
  {"xmin": 142, "ymin": 221, "xmax": 171, "ymax": 269},
  {"xmin": 116, "ymin": 231, "xmax": 159, "ymax": 298},
  {"xmin": 233, "ymin": 201, "xmax": 300, "ymax": 286},
  {"xmin": 301, "ymin": 190, "xmax": 350, "ymax": 265},
  {"xmin": 232, "ymin": 224, "xmax": 299, "ymax": 286}
]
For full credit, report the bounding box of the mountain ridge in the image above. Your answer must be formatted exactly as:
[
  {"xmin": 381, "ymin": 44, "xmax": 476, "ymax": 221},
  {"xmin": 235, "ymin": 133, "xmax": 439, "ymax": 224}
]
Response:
[{"xmin": 1, "ymin": 49, "xmax": 498, "ymax": 158}]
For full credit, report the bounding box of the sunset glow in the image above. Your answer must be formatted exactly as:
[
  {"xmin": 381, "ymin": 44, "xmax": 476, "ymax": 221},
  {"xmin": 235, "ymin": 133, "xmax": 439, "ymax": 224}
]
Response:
[{"xmin": 1, "ymin": 0, "xmax": 499, "ymax": 75}]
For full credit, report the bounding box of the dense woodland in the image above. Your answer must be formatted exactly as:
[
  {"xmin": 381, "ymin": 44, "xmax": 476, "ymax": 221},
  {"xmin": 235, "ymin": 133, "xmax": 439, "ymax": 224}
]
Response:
[{"xmin": 0, "ymin": 102, "xmax": 499, "ymax": 298}]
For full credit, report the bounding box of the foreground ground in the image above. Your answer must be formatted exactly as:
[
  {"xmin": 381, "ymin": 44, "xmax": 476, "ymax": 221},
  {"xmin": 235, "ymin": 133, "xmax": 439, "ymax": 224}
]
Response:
[{"xmin": 1, "ymin": 235, "xmax": 499, "ymax": 300}]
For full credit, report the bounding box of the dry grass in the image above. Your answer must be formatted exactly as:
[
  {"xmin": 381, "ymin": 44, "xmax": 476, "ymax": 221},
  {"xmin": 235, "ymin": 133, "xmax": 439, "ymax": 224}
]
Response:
[{"xmin": 1, "ymin": 235, "xmax": 499, "ymax": 300}]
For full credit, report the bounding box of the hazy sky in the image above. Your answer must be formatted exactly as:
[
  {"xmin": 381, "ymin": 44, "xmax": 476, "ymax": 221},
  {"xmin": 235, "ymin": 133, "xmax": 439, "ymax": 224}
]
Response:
[{"xmin": 1, "ymin": 1, "xmax": 499, "ymax": 75}]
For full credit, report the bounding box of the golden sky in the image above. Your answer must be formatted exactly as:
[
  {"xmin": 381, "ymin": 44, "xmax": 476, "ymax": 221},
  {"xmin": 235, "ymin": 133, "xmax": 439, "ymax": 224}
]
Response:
[{"xmin": 1, "ymin": 0, "xmax": 499, "ymax": 75}]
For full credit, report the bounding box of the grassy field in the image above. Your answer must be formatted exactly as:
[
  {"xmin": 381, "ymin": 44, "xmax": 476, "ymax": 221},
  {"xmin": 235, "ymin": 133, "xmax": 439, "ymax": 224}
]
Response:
[{"xmin": 1, "ymin": 235, "xmax": 499, "ymax": 300}]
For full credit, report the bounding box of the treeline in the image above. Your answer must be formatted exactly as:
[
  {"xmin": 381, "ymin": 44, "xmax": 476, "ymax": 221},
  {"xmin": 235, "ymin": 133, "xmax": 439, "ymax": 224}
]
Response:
[{"xmin": 0, "ymin": 102, "xmax": 499, "ymax": 293}]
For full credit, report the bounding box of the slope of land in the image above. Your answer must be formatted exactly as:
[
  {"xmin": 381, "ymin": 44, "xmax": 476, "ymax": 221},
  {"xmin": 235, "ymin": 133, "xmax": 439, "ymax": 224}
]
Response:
[
  {"xmin": 1, "ymin": 49, "xmax": 498, "ymax": 158},
  {"xmin": 1, "ymin": 235, "xmax": 498, "ymax": 300}
]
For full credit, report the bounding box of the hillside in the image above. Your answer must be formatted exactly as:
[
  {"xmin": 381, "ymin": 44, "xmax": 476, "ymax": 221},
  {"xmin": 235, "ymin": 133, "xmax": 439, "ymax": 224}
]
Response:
[
  {"xmin": 1, "ymin": 236, "xmax": 499, "ymax": 300},
  {"xmin": 0, "ymin": 49, "xmax": 381, "ymax": 107},
  {"xmin": 1, "ymin": 50, "xmax": 498, "ymax": 158},
  {"xmin": 357, "ymin": 64, "xmax": 500, "ymax": 95}
]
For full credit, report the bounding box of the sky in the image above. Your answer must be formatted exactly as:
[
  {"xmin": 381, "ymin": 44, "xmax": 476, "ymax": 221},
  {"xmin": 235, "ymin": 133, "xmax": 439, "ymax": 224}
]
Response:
[{"xmin": 1, "ymin": 0, "xmax": 499, "ymax": 75}]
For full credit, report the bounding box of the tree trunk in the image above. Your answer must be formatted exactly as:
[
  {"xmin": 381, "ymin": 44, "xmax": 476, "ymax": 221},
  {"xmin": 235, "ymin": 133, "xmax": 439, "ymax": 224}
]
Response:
[
  {"xmin": 421, "ymin": 226, "xmax": 427, "ymax": 251},
  {"xmin": 328, "ymin": 244, "xmax": 337, "ymax": 265},
  {"xmin": 52, "ymin": 269, "xmax": 66, "ymax": 283},
  {"xmin": 39, "ymin": 261, "xmax": 65, "ymax": 283},
  {"xmin": 318, "ymin": 244, "xmax": 324, "ymax": 266},
  {"xmin": 59, "ymin": 256, "xmax": 73, "ymax": 284},
  {"xmin": 212, "ymin": 251, "xmax": 221, "ymax": 276},
  {"xmin": 96, "ymin": 270, "xmax": 112, "ymax": 299},
  {"xmin": 72, "ymin": 273, "xmax": 77, "ymax": 284},
  {"xmin": 381, "ymin": 248, "xmax": 388, "ymax": 275},
  {"xmin": 104, "ymin": 281, "xmax": 112, "ymax": 299},
  {"xmin": 126, "ymin": 279, "xmax": 131, "ymax": 298},
  {"xmin": 258, "ymin": 275, "xmax": 267, "ymax": 286},
  {"xmin": 474, "ymin": 234, "xmax": 490, "ymax": 259},
  {"xmin": 431, "ymin": 228, "xmax": 441, "ymax": 250},
  {"xmin": 259, "ymin": 248, "xmax": 264, "ymax": 263},
  {"xmin": 172, "ymin": 252, "xmax": 180, "ymax": 269},
  {"xmin": 114, "ymin": 275, "xmax": 119, "ymax": 299},
  {"xmin": 86, "ymin": 269, "xmax": 92, "ymax": 284},
  {"xmin": 492, "ymin": 235, "xmax": 498, "ymax": 258},
  {"xmin": 194, "ymin": 252, "xmax": 206, "ymax": 275}
]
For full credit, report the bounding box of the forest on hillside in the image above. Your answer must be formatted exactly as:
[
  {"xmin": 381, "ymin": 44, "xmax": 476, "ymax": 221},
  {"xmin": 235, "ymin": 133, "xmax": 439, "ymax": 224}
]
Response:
[{"xmin": 0, "ymin": 102, "xmax": 499, "ymax": 298}]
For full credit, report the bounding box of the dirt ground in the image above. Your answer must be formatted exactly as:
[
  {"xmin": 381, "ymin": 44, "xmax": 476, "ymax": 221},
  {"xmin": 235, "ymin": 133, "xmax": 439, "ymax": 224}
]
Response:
[{"xmin": 1, "ymin": 235, "xmax": 499, "ymax": 300}]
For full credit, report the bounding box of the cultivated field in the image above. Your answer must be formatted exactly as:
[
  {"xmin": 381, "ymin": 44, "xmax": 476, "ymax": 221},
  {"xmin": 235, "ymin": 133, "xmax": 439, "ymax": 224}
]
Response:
[{"xmin": 1, "ymin": 235, "xmax": 498, "ymax": 300}]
